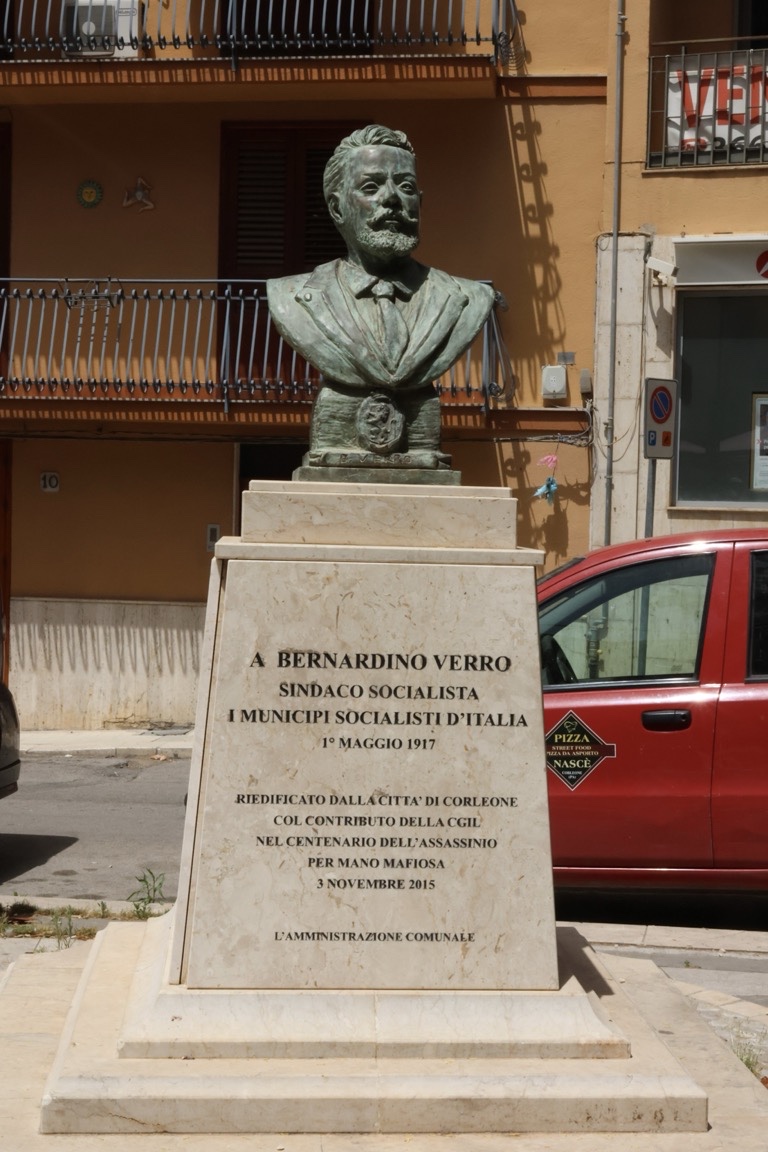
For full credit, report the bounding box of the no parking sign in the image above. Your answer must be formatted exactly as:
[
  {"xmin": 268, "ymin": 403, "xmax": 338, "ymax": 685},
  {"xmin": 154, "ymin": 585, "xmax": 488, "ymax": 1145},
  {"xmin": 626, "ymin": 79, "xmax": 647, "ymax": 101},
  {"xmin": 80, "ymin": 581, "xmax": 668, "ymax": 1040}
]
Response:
[{"xmin": 644, "ymin": 378, "xmax": 678, "ymax": 460}]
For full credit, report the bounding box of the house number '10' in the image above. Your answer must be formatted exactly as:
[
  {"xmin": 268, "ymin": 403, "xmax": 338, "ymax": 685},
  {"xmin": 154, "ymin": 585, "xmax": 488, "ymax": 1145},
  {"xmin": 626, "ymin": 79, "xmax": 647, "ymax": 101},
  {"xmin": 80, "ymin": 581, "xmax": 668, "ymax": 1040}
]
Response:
[{"xmin": 40, "ymin": 472, "xmax": 60, "ymax": 493}]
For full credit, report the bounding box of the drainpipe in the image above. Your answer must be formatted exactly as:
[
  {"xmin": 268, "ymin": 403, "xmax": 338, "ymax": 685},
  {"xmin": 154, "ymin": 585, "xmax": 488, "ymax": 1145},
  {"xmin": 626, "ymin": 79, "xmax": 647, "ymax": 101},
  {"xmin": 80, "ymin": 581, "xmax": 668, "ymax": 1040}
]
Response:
[{"xmin": 603, "ymin": 0, "xmax": 627, "ymax": 547}]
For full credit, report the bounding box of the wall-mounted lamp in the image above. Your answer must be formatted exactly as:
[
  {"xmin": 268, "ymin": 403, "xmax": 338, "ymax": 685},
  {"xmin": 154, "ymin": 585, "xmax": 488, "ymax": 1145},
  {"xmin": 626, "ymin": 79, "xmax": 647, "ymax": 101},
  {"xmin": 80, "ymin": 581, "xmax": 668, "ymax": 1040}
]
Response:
[{"xmin": 646, "ymin": 255, "xmax": 677, "ymax": 287}]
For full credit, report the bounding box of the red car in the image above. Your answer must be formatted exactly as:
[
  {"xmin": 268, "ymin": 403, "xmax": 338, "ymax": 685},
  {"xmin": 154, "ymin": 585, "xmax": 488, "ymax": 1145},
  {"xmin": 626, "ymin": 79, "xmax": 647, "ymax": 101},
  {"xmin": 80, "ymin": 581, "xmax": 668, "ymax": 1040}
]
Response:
[{"xmin": 538, "ymin": 530, "xmax": 768, "ymax": 891}]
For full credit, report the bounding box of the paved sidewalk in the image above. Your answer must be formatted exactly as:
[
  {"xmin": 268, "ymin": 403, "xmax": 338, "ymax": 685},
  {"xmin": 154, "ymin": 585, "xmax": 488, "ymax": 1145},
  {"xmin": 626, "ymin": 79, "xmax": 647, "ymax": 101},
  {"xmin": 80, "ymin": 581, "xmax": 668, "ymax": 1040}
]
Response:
[
  {"xmin": 21, "ymin": 727, "xmax": 195, "ymax": 757},
  {"xmin": 584, "ymin": 924, "xmax": 768, "ymax": 1076}
]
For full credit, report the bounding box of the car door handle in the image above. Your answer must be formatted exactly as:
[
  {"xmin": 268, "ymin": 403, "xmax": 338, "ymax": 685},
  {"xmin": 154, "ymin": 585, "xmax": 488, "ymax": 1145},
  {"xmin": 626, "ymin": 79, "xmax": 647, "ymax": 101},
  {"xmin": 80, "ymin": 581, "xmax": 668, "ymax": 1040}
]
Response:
[{"xmin": 641, "ymin": 709, "xmax": 691, "ymax": 731}]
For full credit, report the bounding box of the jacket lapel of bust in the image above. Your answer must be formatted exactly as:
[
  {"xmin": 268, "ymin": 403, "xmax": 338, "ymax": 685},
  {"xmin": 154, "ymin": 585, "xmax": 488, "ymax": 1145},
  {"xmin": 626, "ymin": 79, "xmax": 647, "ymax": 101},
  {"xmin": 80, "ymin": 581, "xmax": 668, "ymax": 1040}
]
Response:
[
  {"xmin": 299, "ymin": 262, "xmax": 388, "ymax": 383},
  {"xmin": 393, "ymin": 272, "xmax": 468, "ymax": 384}
]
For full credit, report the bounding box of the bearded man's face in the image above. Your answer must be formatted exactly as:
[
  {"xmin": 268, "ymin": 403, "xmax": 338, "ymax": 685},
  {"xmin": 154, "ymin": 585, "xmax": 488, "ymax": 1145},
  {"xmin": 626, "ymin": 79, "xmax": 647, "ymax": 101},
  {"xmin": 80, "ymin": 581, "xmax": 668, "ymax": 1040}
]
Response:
[{"xmin": 330, "ymin": 144, "xmax": 421, "ymax": 267}]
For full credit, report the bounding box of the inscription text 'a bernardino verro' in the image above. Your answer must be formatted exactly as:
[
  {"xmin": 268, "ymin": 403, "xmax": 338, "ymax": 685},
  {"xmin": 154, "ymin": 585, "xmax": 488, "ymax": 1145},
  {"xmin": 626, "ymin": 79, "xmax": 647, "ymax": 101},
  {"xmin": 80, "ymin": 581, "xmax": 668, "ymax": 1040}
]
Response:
[{"xmin": 250, "ymin": 650, "xmax": 515, "ymax": 671}]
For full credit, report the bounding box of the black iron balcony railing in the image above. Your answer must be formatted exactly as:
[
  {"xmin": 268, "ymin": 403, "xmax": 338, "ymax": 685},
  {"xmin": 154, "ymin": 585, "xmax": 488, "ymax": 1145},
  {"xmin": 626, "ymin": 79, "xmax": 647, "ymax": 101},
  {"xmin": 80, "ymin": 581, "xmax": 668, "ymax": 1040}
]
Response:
[
  {"xmin": 648, "ymin": 44, "xmax": 768, "ymax": 167},
  {"xmin": 0, "ymin": 0, "xmax": 522, "ymax": 68},
  {"xmin": 0, "ymin": 278, "xmax": 512, "ymax": 410}
]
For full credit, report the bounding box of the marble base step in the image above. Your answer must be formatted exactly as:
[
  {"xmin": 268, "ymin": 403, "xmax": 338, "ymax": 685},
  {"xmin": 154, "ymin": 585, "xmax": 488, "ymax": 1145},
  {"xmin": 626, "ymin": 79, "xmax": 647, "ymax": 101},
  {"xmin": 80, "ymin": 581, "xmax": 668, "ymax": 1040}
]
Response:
[
  {"xmin": 117, "ymin": 914, "xmax": 628, "ymax": 1060},
  {"xmin": 40, "ymin": 918, "xmax": 708, "ymax": 1136}
]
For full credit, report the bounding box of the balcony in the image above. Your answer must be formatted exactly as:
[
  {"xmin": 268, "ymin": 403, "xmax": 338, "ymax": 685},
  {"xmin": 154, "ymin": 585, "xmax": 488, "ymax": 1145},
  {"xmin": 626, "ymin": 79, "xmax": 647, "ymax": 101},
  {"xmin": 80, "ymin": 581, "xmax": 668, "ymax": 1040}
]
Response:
[
  {"xmin": 0, "ymin": 279, "xmax": 512, "ymax": 411},
  {"xmin": 0, "ymin": 0, "xmax": 522, "ymax": 69},
  {"xmin": 647, "ymin": 43, "xmax": 768, "ymax": 168}
]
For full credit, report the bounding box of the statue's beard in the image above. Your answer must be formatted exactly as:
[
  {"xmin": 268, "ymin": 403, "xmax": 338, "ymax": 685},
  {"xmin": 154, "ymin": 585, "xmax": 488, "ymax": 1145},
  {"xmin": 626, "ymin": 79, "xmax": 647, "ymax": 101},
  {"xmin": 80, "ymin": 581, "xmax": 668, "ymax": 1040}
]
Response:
[
  {"xmin": 350, "ymin": 207, "xmax": 420, "ymax": 260},
  {"xmin": 356, "ymin": 226, "xmax": 420, "ymax": 259}
]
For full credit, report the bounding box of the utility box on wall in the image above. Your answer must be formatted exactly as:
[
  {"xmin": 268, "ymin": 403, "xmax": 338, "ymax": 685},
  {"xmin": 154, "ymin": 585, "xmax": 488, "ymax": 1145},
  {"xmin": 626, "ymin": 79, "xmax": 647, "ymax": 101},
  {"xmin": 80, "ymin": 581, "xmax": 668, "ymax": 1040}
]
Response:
[{"xmin": 541, "ymin": 365, "xmax": 567, "ymax": 401}]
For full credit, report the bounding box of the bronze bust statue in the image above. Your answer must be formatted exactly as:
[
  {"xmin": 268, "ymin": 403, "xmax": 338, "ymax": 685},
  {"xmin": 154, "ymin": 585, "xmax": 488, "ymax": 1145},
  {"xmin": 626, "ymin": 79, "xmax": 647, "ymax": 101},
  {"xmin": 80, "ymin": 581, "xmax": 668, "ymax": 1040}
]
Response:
[{"xmin": 267, "ymin": 125, "xmax": 496, "ymax": 480}]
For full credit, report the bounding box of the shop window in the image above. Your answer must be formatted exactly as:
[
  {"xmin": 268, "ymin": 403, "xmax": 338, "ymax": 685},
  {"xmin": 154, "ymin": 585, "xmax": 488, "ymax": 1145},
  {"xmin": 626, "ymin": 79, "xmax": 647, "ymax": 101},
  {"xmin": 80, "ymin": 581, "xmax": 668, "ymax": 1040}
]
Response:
[{"xmin": 676, "ymin": 292, "xmax": 768, "ymax": 504}]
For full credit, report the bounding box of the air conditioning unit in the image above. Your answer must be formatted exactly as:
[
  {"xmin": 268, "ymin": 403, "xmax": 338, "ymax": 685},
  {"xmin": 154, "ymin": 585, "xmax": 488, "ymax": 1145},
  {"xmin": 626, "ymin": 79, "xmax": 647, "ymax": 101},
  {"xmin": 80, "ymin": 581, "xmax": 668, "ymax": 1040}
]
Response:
[{"xmin": 63, "ymin": 1, "xmax": 139, "ymax": 58}]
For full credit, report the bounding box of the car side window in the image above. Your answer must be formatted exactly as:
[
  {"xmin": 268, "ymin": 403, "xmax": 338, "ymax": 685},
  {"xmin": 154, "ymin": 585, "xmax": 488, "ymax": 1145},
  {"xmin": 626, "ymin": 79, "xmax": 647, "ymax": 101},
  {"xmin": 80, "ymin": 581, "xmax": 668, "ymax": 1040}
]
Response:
[
  {"xmin": 748, "ymin": 552, "xmax": 768, "ymax": 677},
  {"xmin": 539, "ymin": 553, "xmax": 715, "ymax": 686}
]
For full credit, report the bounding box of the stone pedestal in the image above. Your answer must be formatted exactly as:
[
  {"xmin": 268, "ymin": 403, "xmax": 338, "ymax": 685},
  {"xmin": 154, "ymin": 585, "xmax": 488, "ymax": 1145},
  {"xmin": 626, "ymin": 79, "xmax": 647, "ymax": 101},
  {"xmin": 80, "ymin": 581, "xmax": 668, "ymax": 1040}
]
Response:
[
  {"xmin": 174, "ymin": 481, "xmax": 558, "ymax": 993},
  {"xmin": 40, "ymin": 482, "xmax": 709, "ymax": 1136}
]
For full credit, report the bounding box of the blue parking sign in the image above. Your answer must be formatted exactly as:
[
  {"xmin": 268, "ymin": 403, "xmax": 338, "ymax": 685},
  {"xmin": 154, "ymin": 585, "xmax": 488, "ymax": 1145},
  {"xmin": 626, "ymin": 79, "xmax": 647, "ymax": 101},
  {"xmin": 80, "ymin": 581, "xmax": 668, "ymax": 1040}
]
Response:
[{"xmin": 644, "ymin": 378, "xmax": 678, "ymax": 460}]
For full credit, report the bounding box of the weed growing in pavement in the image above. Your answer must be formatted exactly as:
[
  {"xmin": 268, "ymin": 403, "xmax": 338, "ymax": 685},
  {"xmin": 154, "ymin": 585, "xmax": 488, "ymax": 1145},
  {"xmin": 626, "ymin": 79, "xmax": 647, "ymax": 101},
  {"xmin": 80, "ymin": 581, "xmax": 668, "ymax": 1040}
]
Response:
[
  {"xmin": 1, "ymin": 903, "xmax": 104, "ymax": 944},
  {"xmin": 0, "ymin": 900, "xmax": 38, "ymax": 924},
  {"xmin": 8, "ymin": 900, "xmax": 36, "ymax": 921},
  {"xmin": 50, "ymin": 909, "xmax": 74, "ymax": 950},
  {"xmin": 1, "ymin": 894, "xmax": 171, "ymax": 945},
  {"xmin": 730, "ymin": 1024, "xmax": 764, "ymax": 1078},
  {"xmin": 128, "ymin": 868, "xmax": 166, "ymax": 919},
  {"xmin": 1, "ymin": 901, "xmax": 38, "ymax": 936}
]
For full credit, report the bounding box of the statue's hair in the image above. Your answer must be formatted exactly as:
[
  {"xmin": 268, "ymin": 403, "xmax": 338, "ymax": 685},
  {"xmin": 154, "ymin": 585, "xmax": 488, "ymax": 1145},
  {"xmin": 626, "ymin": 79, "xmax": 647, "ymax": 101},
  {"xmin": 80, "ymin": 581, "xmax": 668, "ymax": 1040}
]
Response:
[{"xmin": 323, "ymin": 125, "xmax": 415, "ymax": 204}]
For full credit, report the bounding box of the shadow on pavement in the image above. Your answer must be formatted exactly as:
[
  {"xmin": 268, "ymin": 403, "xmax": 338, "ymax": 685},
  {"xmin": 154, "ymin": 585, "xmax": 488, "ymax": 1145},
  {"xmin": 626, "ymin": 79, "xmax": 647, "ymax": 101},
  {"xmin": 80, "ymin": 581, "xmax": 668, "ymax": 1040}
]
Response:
[
  {"xmin": 0, "ymin": 834, "xmax": 78, "ymax": 886},
  {"xmin": 556, "ymin": 888, "xmax": 768, "ymax": 933}
]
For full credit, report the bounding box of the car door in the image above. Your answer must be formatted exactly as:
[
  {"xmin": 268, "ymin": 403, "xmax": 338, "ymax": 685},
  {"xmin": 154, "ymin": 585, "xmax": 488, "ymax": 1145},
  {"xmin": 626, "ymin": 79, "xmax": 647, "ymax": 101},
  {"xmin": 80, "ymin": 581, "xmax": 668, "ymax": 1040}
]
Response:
[
  {"xmin": 711, "ymin": 541, "xmax": 768, "ymax": 874},
  {"xmin": 540, "ymin": 543, "xmax": 732, "ymax": 876}
]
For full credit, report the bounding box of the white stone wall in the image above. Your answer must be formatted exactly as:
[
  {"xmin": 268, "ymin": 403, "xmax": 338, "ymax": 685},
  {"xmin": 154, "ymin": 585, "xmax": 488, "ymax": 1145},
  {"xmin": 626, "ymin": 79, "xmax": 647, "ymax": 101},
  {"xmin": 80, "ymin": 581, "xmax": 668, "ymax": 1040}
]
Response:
[
  {"xmin": 9, "ymin": 598, "xmax": 205, "ymax": 730},
  {"xmin": 591, "ymin": 233, "xmax": 650, "ymax": 550}
]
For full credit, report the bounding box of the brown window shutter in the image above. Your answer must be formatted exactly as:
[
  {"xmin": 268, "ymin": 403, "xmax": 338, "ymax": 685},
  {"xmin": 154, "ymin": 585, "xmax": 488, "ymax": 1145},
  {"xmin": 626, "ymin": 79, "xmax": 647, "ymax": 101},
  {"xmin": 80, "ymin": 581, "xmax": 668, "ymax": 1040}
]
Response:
[
  {"xmin": 218, "ymin": 121, "xmax": 364, "ymax": 386},
  {"xmin": 303, "ymin": 144, "xmax": 345, "ymax": 270},
  {"xmin": 233, "ymin": 146, "xmax": 288, "ymax": 277},
  {"xmin": 220, "ymin": 122, "xmax": 363, "ymax": 281}
]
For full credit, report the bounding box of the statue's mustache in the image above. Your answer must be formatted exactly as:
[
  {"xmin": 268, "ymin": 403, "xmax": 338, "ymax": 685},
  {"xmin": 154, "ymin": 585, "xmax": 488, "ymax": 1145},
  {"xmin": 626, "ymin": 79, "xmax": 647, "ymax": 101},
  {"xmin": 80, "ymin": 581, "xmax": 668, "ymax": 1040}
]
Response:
[{"xmin": 369, "ymin": 207, "xmax": 419, "ymax": 231}]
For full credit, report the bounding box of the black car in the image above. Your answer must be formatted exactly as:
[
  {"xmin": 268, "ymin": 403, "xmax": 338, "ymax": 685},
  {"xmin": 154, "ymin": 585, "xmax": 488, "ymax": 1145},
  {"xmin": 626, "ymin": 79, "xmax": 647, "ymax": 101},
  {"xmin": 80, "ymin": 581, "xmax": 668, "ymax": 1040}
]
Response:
[{"xmin": 0, "ymin": 598, "xmax": 20, "ymax": 799}]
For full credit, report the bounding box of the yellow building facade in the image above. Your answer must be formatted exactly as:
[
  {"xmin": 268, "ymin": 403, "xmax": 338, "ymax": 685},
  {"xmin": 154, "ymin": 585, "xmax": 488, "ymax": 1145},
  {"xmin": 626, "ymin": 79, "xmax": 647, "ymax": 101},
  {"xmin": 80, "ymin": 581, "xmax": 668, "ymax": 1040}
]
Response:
[
  {"xmin": 3, "ymin": 0, "xmax": 764, "ymax": 727},
  {"xmin": 594, "ymin": 0, "xmax": 768, "ymax": 546}
]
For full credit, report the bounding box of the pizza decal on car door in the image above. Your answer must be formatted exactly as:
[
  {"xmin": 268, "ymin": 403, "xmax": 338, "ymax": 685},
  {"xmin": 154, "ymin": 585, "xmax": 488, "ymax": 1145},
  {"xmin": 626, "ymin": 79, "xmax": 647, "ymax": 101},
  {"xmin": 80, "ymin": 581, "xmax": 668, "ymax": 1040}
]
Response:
[{"xmin": 545, "ymin": 710, "xmax": 617, "ymax": 790}]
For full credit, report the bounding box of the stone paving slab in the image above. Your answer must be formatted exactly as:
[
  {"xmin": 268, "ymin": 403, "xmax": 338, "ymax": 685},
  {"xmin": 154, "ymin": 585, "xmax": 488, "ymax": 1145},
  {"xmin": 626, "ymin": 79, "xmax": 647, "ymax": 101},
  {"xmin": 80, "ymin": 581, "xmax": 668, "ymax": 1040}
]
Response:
[{"xmin": 584, "ymin": 922, "xmax": 768, "ymax": 954}]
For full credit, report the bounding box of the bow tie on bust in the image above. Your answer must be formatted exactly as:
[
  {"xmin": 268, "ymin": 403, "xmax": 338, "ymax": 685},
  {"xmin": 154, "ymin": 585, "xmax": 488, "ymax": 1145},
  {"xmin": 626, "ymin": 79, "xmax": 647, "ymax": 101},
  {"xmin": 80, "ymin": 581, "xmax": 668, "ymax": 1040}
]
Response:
[
  {"xmin": 369, "ymin": 278, "xmax": 414, "ymax": 303},
  {"xmin": 343, "ymin": 263, "xmax": 416, "ymax": 303},
  {"xmin": 371, "ymin": 279, "xmax": 397, "ymax": 301}
]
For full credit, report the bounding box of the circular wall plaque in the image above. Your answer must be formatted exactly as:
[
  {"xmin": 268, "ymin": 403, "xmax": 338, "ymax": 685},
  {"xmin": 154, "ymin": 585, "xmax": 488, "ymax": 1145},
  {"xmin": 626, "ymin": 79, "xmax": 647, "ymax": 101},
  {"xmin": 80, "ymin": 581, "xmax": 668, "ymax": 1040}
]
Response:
[{"xmin": 77, "ymin": 180, "xmax": 103, "ymax": 209}]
